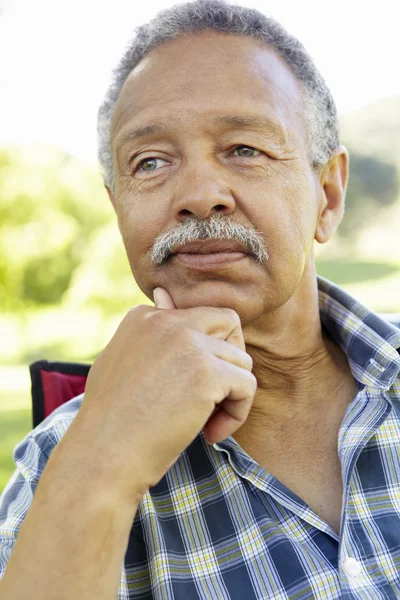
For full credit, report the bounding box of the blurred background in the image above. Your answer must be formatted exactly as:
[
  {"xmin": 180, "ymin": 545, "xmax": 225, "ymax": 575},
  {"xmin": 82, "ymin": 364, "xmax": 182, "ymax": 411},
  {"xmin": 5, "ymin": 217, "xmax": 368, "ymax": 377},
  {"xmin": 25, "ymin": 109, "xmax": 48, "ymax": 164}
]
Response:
[{"xmin": 1, "ymin": 0, "xmax": 399, "ymax": 492}]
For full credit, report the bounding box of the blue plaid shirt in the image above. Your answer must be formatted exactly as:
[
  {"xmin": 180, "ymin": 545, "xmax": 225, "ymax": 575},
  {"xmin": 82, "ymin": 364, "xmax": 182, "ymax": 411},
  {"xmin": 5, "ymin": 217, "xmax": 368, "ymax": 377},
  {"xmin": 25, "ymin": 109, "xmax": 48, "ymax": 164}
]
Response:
[{"xmin": 1, "ymin": 276, "xmax": 400, "ymax": 599}]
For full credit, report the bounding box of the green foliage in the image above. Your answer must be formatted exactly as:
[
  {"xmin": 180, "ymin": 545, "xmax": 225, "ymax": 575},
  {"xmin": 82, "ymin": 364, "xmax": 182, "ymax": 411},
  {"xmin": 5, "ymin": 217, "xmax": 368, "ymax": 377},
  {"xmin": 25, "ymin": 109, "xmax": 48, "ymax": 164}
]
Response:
[
  {"xmin": 339, "ymin": 150, "xmax": 399, "ymax": 237},
  {"xmin": 0, "ymin": 145, "xmax": 115, "ymax": 310},
  {"xmin": 0, "ymin": 144, "xmax": 152, "ymax": 366},
  {"xmin": 349, "ymin": 153, "xmax": 398, "ymax": 206},
  {"xmin": 338, "ymin": 96, "xmax": 400, "ymax": 240},
  {"xmin": 64, "ymin": 221, "xmax": 149, "ymax": 316}
]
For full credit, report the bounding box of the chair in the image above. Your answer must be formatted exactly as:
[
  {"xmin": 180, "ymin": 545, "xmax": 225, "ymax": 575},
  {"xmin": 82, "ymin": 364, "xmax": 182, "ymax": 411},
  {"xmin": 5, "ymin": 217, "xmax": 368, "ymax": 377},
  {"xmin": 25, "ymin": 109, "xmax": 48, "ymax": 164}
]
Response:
[{"xmin": 30, "ymin": 360, "xmax": 91, "ymax": 428}]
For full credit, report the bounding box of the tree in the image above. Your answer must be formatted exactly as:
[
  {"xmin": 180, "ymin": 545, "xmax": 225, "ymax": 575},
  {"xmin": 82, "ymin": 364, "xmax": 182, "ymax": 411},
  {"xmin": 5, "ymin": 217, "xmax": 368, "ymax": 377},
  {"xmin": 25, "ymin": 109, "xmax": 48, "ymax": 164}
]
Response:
[{"xmin": 0, "ymin": 145, "xmax": 113, "ymax": 311}]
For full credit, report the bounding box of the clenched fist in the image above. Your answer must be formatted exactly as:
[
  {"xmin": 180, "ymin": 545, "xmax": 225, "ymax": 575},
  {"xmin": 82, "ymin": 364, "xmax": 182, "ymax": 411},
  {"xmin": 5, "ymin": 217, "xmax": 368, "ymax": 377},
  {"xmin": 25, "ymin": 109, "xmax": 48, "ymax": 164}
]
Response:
[{"xmin": 68, "ymin": 288, "xmax": 257, "ymax": 504}]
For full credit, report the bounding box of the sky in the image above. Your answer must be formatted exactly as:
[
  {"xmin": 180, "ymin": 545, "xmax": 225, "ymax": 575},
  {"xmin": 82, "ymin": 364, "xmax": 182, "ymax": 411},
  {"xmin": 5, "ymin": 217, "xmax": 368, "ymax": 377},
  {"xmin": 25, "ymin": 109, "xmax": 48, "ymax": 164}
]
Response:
[{"xmin": 0, "ymin": 0, "xmax": 399, "ymax": 167}]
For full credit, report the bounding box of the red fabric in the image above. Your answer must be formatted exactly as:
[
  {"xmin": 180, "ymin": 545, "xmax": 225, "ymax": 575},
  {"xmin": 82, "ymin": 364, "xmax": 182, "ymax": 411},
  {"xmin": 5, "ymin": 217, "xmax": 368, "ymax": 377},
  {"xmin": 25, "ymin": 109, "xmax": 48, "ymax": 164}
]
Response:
[{"xmin": 40, "ymin": 370, "xmax": 88, "ymax": 418}]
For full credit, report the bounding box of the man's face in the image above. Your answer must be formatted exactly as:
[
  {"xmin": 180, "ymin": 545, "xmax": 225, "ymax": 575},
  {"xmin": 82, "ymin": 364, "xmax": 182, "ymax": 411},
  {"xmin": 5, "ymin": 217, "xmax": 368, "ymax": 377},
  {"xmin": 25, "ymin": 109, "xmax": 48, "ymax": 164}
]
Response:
[{"xmin": 110, "ymin": 31, "xmax": 322, "ymax": 324}]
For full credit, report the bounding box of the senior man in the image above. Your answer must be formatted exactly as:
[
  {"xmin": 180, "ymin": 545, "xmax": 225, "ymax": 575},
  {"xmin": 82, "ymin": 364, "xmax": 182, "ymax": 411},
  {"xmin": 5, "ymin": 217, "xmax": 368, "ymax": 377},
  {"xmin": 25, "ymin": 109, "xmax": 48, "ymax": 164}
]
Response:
[{"xmin": 1, "ymin": 0, "xmax": 400, "ymax": 598}]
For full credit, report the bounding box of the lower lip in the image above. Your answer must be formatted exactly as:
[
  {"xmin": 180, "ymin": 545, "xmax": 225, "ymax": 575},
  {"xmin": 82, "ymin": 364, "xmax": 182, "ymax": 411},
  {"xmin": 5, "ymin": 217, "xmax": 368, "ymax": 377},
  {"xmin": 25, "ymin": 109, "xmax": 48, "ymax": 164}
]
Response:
[{"xmin": 172, "ymin": 252, "xmax": 249, "ymax": 269}]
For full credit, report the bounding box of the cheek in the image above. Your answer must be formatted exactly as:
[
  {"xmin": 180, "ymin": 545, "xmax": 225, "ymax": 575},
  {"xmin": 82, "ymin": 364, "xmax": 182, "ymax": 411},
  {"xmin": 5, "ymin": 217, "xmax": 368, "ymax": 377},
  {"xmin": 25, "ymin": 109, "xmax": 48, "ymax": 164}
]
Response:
[
  {"xmin": 251, "ymin": 173, "xmax": 314, "ymax": 251},
  {"xmin": 116, "ymin": 192, "xmax": 162, "ymax": 273},
  {"xmin": 121, "ymin": 219, "xmax": 158, "ymax": 271},
  {"xmin": 117, "ymin": 184, "xmax": 164, "ymax": 244},
  {"xmin": 277, "ymin": 168, "xmax": 317, "ymax": 249},
  {"xmin": 245, "ymin": 171, "xmax": 316, "ymax": 295}
]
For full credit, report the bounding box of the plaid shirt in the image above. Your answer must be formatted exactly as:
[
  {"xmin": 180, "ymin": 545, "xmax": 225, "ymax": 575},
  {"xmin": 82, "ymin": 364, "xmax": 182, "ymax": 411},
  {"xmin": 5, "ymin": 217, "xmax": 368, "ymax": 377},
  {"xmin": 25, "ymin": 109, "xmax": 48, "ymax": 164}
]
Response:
[{"xmin": 1, "ymin": 276, "xmax": 400, "ymax": 599}]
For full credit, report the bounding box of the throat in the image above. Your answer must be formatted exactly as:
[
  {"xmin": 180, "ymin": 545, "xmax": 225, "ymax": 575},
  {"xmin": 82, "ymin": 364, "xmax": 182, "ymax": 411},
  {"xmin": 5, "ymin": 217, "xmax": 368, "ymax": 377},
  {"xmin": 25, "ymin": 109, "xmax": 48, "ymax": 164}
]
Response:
[
  {"xmin": 240, "ymin": 433, "xmax": 344, "ymax": 535},
  {"xmin": 234, "ymin": 361, "xmax": 357, "ymax": 451},
  {"xmin": 231, "ymin": 368, "xmax": 357, "ymax": 536}
]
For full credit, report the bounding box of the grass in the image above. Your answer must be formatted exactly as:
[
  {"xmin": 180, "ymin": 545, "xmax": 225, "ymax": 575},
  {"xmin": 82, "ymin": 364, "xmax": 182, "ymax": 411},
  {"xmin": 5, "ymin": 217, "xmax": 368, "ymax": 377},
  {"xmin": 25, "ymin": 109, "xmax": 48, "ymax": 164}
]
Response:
[
  {"xmin": 316, "ymin": 258, "xmax": 400, "ymax": 313},
  {"xmin": 0, "ymin": 377, "xmax": 33, "ymax": 494},
  {"xmin": 0, "ymin": 406, "xmax": 32, "ymax": 494},
  {"xmin": 316, "ymin": 258, "xmax": 399, "ymax": 285}
]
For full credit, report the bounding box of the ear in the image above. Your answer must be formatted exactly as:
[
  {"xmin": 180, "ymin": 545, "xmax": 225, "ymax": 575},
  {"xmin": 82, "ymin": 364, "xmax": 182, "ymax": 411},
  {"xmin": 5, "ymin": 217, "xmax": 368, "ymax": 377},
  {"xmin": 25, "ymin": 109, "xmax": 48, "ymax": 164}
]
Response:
[
  {"xmin": 105, "ymin": 185, "xmax": 117, "ymax": 213},
  {"xmin": 315, "ymin": 145, "xmax": 349, "ymax": 244}
]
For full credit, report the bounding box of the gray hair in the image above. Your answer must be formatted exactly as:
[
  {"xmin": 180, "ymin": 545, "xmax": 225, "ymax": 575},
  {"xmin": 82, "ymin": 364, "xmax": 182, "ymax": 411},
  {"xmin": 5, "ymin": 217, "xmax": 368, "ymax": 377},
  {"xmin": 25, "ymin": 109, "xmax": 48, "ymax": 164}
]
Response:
[
  {"xmin": 151, "ymin": 213, "xmax": 269, "ymax": 264},
  {"xmin": 97, "ymin": 0, "xmax": 340, "ymax": 192}
]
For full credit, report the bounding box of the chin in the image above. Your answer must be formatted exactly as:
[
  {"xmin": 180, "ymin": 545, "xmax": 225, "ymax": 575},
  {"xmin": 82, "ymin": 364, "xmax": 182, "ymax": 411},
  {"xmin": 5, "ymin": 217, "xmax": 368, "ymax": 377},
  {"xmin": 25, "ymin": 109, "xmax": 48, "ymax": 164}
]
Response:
[{"xmin": 171, "ymin": 284, "xmax": 268, "ymax": 325}]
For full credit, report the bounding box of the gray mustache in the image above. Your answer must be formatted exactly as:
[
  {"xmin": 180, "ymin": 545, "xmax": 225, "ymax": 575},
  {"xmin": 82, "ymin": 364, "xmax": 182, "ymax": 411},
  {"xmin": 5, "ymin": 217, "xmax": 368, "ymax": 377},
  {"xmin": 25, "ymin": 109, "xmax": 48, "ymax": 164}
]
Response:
[{"xmin": 150, "ymin": 214, "xmax": 269, "ymax": 265}]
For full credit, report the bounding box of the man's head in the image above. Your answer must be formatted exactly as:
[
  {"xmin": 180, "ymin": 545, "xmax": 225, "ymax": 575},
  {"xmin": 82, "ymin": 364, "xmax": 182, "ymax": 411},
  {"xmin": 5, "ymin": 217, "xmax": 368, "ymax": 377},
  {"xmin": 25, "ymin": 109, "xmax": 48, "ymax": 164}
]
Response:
[
  {"xmin": 97, "ymin": 0, "xmax": 348, "ymax": 325},
  {"xmin": 98, "ymin": 0, "xmax": 341, "ymax": 193}
]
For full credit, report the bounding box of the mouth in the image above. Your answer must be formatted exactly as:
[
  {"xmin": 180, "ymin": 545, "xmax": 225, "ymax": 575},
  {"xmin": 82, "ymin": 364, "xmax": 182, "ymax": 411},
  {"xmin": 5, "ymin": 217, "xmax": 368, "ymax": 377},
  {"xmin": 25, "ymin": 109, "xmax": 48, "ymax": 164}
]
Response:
[
  {"xmin": 168, "ymin": 239, "xmax": 251, "ymax": 270},
  {"xmin": 171, "ymin": 251, "xmax": 249, "ymax": 269}
]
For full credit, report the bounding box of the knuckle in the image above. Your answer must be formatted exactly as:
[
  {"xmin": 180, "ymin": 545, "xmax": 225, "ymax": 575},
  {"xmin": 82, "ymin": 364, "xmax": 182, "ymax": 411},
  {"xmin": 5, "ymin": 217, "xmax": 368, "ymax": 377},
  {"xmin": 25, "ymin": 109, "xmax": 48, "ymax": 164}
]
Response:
[
  {"xmin": 127, "ymin": 304, "xmax": 151, "ymax": 317},
  {"xmin": 126, "ymin": 305, "xmax": 173, "ymax": 335},
  {"xmin": 245, "ymin": 352, "xmax": 253, "ymax": 371},
  {"xmin": 189, "ymin": 354, "xmax": 215, "ymax": 388},
  {"xmin": 195, "ymin": 354, "xmax": 213, "ymax": 374},
  {"xmin": 144, "ymin": 307, "xmax": 165, "ymax": 324},
  {"xmin": 175, "ymin": 326, "xmax": 196, "ymax": 346},
  {"xmin": 248, "ymin": 372, "xmax": 258, "ymax": 392},
  {"xmin": 141, "ymin": 306, "xmax": 175, "ymax": 329},
  {"xmin": 222, "ymin": 307, "xmax": 241, "ymax": 326}
]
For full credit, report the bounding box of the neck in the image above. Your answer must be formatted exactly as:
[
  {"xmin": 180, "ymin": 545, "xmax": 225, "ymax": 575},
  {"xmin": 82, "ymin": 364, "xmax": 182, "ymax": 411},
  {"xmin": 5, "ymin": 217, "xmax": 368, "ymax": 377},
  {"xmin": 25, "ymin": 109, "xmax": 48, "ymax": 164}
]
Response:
[{"xmin": 241, "ymin": 261, "xmax": 356, "ymax": 426}]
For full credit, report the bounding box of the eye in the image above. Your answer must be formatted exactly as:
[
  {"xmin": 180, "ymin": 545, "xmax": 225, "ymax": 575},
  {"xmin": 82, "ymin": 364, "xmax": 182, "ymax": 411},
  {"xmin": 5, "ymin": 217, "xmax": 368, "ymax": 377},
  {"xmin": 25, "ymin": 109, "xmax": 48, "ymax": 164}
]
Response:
[
  {"xmin": 232, "ymin": 145, "xmax": 261, "ymax": 158},
  {"xmin": 135, "ymin": 157, "xmax": 168, "ymax": 172}
]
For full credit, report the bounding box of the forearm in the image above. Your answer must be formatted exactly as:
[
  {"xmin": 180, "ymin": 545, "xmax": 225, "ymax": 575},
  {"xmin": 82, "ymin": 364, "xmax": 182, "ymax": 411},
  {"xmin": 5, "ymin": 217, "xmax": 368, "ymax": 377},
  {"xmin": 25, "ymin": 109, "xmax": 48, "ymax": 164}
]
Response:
[{"xmin": 0, "ymin": 428, "xmax": 141, "ymax": 600}]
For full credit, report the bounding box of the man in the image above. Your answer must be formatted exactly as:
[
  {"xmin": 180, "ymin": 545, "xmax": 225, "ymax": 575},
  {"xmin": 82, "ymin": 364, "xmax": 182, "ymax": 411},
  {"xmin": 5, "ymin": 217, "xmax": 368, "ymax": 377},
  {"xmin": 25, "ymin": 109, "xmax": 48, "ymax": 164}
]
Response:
[{"xmin": 1, "ymin": 0, "xmax": 400, "ymax": 598}]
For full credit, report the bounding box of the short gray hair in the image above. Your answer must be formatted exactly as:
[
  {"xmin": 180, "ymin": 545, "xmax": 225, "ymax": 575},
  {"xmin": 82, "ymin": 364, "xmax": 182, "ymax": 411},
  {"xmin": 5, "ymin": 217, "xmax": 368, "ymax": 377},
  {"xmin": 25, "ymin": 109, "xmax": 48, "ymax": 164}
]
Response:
[{"xmin": 97, "ymin": 0, "xmax": 340, "ymax": 192}]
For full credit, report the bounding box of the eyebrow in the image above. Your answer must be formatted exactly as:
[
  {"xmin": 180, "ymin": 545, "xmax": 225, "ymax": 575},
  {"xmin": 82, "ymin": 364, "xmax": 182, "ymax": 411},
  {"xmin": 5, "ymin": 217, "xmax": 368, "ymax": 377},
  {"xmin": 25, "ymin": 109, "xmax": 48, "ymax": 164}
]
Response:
[
  {"xmin": 116, "ymin": 115, "xmax": 287, "ymax": 148},
  {"xmin": 216, "ymin": 116, "xmax": 287, "ymax": 143}
]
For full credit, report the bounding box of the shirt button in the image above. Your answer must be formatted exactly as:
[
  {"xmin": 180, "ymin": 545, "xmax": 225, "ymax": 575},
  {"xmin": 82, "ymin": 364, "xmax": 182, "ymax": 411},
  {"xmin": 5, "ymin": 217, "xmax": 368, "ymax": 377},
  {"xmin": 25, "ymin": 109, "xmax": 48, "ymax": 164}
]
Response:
[{"xmin": 343, "ymin": 557, "xmax": 362, "ymax": 577}]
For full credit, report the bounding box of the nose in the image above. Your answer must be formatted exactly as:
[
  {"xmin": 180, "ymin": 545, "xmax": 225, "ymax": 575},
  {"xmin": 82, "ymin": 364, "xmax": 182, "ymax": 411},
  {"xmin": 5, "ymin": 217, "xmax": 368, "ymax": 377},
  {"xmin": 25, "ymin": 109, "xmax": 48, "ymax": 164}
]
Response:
[{"xmin": 172, "ymin": 159, "xmax": 236, "ymax": 222}]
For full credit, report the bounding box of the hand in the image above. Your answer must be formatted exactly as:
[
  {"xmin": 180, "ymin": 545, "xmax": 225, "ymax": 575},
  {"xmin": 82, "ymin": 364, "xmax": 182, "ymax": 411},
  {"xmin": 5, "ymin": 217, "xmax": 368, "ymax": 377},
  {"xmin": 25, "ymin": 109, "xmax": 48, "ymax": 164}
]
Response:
[{"xmin": 71, "ymin": 287, "xmax": 257, "ymax": 501}]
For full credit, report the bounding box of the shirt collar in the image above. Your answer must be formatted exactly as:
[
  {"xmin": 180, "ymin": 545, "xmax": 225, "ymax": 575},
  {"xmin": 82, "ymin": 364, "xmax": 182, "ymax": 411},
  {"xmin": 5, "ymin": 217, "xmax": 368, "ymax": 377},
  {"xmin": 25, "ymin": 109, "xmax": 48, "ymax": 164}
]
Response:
[{"xmin": 317, "ymin": 275, "xmax": 400, "ymax": 390}]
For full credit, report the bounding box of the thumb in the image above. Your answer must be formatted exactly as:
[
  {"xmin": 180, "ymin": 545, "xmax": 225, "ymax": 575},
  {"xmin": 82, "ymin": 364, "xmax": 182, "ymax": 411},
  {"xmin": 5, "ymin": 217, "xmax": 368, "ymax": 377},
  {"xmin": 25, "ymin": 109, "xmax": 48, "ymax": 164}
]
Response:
[{"xmin": 153, "ymin": 287, "xmax": 176, "ymax": 310}]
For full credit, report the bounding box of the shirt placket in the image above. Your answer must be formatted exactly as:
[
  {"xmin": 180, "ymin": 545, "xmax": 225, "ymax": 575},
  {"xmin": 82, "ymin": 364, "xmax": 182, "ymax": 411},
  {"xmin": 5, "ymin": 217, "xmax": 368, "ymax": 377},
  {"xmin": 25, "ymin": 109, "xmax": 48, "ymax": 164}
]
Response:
[
  {"xmin": 213, "ymin": 439, "xmax": 339, "ymax": 539},
  {"xmin": 337, "ymin": 387, "xmax": 392, "ymax": 598}
]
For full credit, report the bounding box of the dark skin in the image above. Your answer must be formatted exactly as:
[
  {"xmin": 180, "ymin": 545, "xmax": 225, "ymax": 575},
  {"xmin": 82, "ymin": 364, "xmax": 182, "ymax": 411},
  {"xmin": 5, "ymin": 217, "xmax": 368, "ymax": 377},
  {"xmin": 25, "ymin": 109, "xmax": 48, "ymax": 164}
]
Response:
[{"xmin": 107, "ymin": 31, "xmax": 357, "ymax": 534}]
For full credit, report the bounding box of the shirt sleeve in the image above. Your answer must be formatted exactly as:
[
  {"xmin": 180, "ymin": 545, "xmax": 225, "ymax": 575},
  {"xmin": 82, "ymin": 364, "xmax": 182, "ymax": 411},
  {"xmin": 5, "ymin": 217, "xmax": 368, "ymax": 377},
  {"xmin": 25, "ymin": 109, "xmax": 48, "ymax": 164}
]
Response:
[
  {"xmin": 0, "ymin": 434, "xmax": 50, "ymax": 579},
  {"xmin": 0, "ymin": 395, "xmax": 130, "ymax": 599},
  {"xmin": 0, "ymin": 393, "xmax": 85, "ymax": 581}
]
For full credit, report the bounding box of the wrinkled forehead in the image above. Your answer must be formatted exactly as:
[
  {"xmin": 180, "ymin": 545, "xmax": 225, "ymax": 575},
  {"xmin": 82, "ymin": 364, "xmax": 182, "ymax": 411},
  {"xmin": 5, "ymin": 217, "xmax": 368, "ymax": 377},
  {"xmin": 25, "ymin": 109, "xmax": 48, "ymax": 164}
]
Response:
[{"xmin": 111, "ymin": 31, "xmax": 307, "ymax": 150}]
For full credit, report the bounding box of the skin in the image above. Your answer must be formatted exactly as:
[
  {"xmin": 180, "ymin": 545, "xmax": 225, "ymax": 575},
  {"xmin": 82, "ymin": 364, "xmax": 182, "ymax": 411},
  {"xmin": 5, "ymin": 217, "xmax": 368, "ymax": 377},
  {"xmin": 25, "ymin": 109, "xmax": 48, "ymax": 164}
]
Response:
[{"xmin": 107, "ymin": 31, "xmax": 357, "ymax": 533}]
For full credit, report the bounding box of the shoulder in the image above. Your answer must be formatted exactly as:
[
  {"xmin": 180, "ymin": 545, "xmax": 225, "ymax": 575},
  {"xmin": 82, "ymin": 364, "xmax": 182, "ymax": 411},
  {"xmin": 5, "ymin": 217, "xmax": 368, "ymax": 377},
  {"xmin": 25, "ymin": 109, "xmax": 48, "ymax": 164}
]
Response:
[
  {"xmin": 378, "ymin": 314, "xmax": 400, "ymax": 330},
  {"xmin": 21, "ymin": 393, "xmax": 85, "ymax": 458},
  {"xmin": 2, "ymin": 393, "xmax": 84, "ymax": 492}
]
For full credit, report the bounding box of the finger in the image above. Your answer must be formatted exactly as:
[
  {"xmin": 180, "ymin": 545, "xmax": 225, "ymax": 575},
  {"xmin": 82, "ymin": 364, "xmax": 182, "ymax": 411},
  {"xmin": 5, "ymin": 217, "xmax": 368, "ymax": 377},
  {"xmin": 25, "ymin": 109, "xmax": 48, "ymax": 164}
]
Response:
[
  {"xmin": 193, "ymin": 332, "xmax": 253, "ymax": 371},
  {"xmin": 204, "ymin": 405, "xmax": 247, "ymax": 445},
  {"xmin": 178, "ymin": 306, "xmax": 246, "ymax": 352},
  {"xmin": 204, "ymin": 361, "xmax": 257, "ymax": 444},
  {"xmin": 153, "ymin": 287, "xmax": 176, "ymax": 310},
  {"xmin": 204, "ymin": 408, "xmax": 237, "ymax": 445}
]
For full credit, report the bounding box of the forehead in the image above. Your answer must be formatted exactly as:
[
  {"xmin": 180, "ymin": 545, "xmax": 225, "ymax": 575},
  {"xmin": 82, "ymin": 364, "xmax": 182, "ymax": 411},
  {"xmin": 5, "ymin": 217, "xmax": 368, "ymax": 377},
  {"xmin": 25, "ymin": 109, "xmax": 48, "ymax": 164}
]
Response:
[{"xmin": 111, "ymin": 31, "xmax": 306, "ymax": 148}]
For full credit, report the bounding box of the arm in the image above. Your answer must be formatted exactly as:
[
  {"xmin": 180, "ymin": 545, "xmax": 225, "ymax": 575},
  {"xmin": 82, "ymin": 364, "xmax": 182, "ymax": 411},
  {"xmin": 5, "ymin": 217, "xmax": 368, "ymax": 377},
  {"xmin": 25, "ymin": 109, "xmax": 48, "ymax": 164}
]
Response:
[
  {"xmin": 1, "ymin": 292, "xmax": 256, "ymax": 598},
  {"xmin": 0, "ymin": 420, "xmax": 143, "ymax": 600}
]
